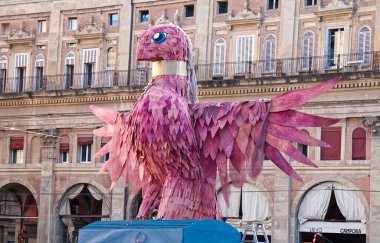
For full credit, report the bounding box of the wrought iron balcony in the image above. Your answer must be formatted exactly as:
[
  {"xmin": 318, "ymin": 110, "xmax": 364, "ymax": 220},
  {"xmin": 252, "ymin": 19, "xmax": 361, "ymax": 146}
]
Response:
[{"xmin": 0, "ymin": 51, "xmax": 378, "ymax": 95}]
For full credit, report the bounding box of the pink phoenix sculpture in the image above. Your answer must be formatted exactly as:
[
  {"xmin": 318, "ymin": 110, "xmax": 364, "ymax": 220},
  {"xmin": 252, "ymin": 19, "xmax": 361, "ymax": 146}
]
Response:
[{"xmin": 90, "ymin": 23, "xmax": 339, "ymax": 220}]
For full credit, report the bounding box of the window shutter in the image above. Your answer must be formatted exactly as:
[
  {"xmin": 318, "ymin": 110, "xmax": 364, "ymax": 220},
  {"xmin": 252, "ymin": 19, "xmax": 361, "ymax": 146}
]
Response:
[
  {"xmin": 15, "ymin": 53, "xmax": 28, "ymax": 67},
  {"xmin": 78, "ymin": 136, "xmax": 93, "ymax": 145},
  {"xmin": 10, "ymin": 137, "xmax": 24, "ymax": 150},
  {"xmin": 83, "ymin": 49, "xmax": 98, "ymax": 63},
  {"xmin": 352, "ymin": 128, "xmax": 366, "ymax": 160},
  {"xmin": 214, "ymin": 39, "xmax": 226, "ymax": 75},
  {"xmin": 235, "ymin": 35, "xmax": 253, "ymax": 73},
  {"xmin": 264, "ymin": 36, "xmax": 276, "ymax": 72},
  {"xmin": 321, "ymin": 127, "xmax": 341, "ymax": 160},
  {"xmin": 60, "ymin": 135, "xmax": 70, "ymax": 152}
]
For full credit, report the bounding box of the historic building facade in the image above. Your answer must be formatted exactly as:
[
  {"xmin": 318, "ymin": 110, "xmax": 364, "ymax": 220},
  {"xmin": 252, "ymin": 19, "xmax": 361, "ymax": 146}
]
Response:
[{"xmin": 0, "ymin": 0, "xmax": 379, "ymax": 242}]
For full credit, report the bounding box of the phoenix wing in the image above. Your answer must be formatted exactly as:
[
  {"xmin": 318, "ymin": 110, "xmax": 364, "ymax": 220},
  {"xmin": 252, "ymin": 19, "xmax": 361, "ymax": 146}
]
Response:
[{"xmin": 191, "ymin": 77, "xmax": 340, "ymax": 205}]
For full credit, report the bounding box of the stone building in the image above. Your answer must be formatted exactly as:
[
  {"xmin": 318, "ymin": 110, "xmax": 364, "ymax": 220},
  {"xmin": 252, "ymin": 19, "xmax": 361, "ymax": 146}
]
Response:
[{"xmin": 0, "ymin": 0, "xmax": 379, "ymax": 242}]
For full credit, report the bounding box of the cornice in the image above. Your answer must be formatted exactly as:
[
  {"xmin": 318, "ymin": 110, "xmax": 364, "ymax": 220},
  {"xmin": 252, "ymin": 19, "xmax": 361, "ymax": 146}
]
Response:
[{"xmin": 0, "ymin": 77, "xmax": 378, "ymax": 108}]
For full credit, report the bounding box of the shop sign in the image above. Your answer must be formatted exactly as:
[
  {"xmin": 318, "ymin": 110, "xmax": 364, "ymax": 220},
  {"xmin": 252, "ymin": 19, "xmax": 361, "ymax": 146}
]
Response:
[{"xmin": 299, "ymin": 221, "xmax": 366, "ymax": 234}]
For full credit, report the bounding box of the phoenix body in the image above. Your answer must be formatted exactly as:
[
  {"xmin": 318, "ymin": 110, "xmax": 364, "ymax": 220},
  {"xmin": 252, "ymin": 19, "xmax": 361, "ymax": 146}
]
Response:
[{"xmin": 91, "ymin": 24, "xmax": 339, "ymax": 220}]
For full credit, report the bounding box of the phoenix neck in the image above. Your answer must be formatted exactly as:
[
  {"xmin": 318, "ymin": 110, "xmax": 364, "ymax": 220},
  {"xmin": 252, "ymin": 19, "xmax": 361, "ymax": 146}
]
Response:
[{"xmin": 152, "ymin": 60, "xmax": 187, "ymax": 78}]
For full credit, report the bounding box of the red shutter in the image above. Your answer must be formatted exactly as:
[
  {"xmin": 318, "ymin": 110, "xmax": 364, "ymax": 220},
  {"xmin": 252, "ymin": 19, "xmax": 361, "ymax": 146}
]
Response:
[
  {"xmin": 60, "ymin": 135, "xmax": 70, "ymax": 152},
  {"xmin": 352, "ymin": 128, "xmax": 366, "ymax": 160},
  {"xmin": 78, "ymin": 136, "xmax": 93, "ymax": 145},
  {"xmin": 10, "ymin": 137, "xmax": 24, "ymax": 150},
  {"xmin": 321, "ymin": 127, "xmax": 341, "ymax": 160}
]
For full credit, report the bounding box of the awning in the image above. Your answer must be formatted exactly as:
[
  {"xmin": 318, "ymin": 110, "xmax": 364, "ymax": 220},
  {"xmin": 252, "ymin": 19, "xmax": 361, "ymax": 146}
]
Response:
[{"xmin": 299, "ymin": 221, "xmax": 366, "ymax": 234}]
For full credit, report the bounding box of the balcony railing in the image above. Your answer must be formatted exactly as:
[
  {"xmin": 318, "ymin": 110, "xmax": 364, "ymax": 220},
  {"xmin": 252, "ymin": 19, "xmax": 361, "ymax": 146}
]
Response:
[{"xmin": 0, "ymin": 51, "xmax": 378, "ymax": 94}]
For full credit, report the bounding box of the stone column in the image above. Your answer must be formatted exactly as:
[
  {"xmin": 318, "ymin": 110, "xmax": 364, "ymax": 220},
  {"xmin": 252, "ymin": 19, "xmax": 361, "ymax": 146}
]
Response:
[
  {"xmin": 194, "ymin": 0, "xmax": 212, "ymax": 64},
  {"xmin": 111, "ymin": 179, "xmax": 125, "ymax": 220},
  {"xmin": 118, "ymin": 3, "xmax": 133, "ymax": 71},
  {"xmin": 37, "ymin": 129, "xmax": 58, "ymax": 243},
  {"xmin": 272, "ymin": 167, "xmax": 292, "ymax": 243},
  {"xmin": 46, "ymin": 9, "xmax": 62, "ymax": 76},
  {"xmin": 374, "ymin": 0, "xmax": 380, "ymax": 51},
  {"xmin": 279, "ymin": 0, "xmax": 298, "ymax": 58},
  {"xmin": 370, "ymin": 134, "xmax": 380, "ymax": 242}
]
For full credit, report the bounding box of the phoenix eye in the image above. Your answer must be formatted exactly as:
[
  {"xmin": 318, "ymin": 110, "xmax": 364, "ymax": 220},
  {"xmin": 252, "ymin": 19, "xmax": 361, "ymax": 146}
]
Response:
[{"xmin": 151, "ymin": 32, "xmax": 167, "ymax": 44}]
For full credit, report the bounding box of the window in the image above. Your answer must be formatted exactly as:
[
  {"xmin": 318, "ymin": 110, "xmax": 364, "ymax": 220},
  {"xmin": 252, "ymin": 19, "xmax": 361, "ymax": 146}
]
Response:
[
  {"xmin": 185, "ymin": 5, "xmax": 195, "ymax": 18},
  {"xmin": 217, "ymin": 1, "xmax": 228, "ymax": 14},
  {"xmin": 327, "ymin": 28, "xmax": 344, "ymax": 67},
  {"xmin": 14, "ymin": 53, "xmax": 28, "ymax": 92},
  {"xmin": 235, "ymin": 35, "xmax": 254, "ymax": 74},
  {"xmin": 213, "ymin": 39, "xmax": 226, "ymax": 75},
  {"xmin": 357, "ymin": 27, "xmax": 371, "ymax": 66},
  {"xmin": 0, "ymin": 23, "xmax": 9, "ymax": 35},
  {"xmin": 0, "ymin": 55, "xmax": 7, "ymax": 92},
  {"xmin": 60, "ymin": 135, "xmax": 70, "ymax": 163},
  {"xmin": 263, "ymin": 35, "xmax": 276, "ymax": 73},
  {"xmin": 217, "ymin": 182, "xmax": 271, "ymax": 222},
  {"xmin": 67, "ymin": 42, "xmax": 77, "ymax": 48},
  {"xmin": 109, "ymin": 13, "xmax": 119, "ymax": 26},
  {"xmin": 268, "ymin": 0, "xmax": 279, "ymax": 9},
  {"xmin": 101, "ymin": 137, "xmax": 111, "ymax": 163},
  {"xmin": 352, "ymin": 128, "xmax": 366, "ymax": 160},
  {"xmin": 78, "ymin": 136, "xmax": 93, "ymax": 163},
  {"xmin": 38, "ymin": 20, "xmax": 47, "ymax": 33},
  {"xmin": 297, "ymin": 130, "xmax": 310, "ymax": 157},
  {"xmin": 321, "ymin": 127, "xmax": 341, "ymax": 160},
  {"xmin": 305, "ymin": 0, "xmax": 317, "ymax": 6},
  {"xmin": 82, "ymin": 48, "xmax": 98, "ymax": 88},
  {"xmin": 65, "ymin": 52, "xmax": 75, "ymax": 89},
  {"xmin": 9, "ymin": 137, "xmax": 24, "ymax": 164},
  {"xmin": 34, "ymin": 54, "xmax": 44, "ymax": 91},
  {"xmin": 68, "ymin": 18, "xmax": 77, "ymax": 30},
  {"xmin": 140, "ymin": 10, "xmax": 149, "ymax": 23},
  {"xmin": 301, "ymin": 32, "xmax": 314, "ymax": 70}
]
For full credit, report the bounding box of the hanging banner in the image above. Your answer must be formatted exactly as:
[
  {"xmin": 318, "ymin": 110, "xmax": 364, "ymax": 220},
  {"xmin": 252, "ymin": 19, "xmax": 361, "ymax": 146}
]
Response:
[{"xmin": 299, "ymin": 221, "xmax": 366, "ymax": 234}]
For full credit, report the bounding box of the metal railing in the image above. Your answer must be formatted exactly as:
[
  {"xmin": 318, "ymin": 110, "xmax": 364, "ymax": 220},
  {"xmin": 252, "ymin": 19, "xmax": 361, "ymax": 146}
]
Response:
[{"xmin": 0, "ymin": 51, "xmax": 378, "ymax": 94}]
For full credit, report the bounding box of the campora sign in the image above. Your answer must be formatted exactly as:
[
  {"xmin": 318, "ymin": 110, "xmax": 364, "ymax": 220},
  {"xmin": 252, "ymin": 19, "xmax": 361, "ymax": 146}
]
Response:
[{"xmin": 299, "ymin": 221, "xmax": 366, "ymax": 234}]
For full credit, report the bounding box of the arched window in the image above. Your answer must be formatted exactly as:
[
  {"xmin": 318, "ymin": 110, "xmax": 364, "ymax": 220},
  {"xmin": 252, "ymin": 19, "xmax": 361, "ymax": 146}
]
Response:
[
  {"xmin": 65, "ymin": 52, "xmax": 75, "ymax": 89},
  {"xmin": 263, "ymin": 34, "xmax": 276, "ymax": 73},
  {"xmin": 352, "ymin": 127, "xmax": 366, "ymax": 160},
  {"xmin": 357, "ymin": 27, "xmax": 371, "ymax": 66},
  {"xmin": 213, "ymin": 39, "xmax": 226, "ymax": 75},
  {"xmin": 34, "ymin": 54, "xmax": 44, "ymax": 91},
  {"xmin": 301, "ymin": 31, "xmax": 314, "ymax": 70},
  {"xmin": 0, "ymin": 55, "xmax": 7, "ymax": 92},
  {"xmin": 106, "ymin": 47, "xmax": 116, "ymax": 70}
]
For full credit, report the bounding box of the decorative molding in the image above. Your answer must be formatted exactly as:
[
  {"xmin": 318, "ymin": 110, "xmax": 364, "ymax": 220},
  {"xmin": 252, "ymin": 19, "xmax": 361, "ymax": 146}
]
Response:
[
  {"xmin": 6, "ymin": 22, "xmax": 35, "ymax": 45},
  {"xmin": 74, "ymin": 16, "xmax": 105, "ymax": 40},
  {"xmin": 315, "ymin": 0, "xmax": 354, "ymax": 18},
  {"xmin": 0, "ymin": 78, "xmax": 378, "ymax": 107},
  {"xmin": 40, "ymin": 128, "xmax": 58, "ymax": 146},
  {"xmin": 226, "ymin": 1, "xmax": 262, "ymax": 27}
]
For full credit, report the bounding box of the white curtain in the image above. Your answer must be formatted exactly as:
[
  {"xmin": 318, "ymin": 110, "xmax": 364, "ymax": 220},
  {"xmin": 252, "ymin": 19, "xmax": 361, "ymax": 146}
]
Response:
[
  {"xmin": 87, "ymin": 184, "xmax": 111, "ymax": 216},
  {"xmin": 218, "ymin": 184, "xmax": 241, "ymax": 217},
  {"xmin": 333, "ymin": 183, "xmax": 366, "ymax": 223},
  {"xmin": 242, "ymin": 183, "xmax": 271, "ymax": 221},
  {"xmin": 59, "ymin": 184, "xmax": 84, "ymax": 240},
  {"xmin": 298, "ymin": 183, "xmax": 332, "ymax": 224}
]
